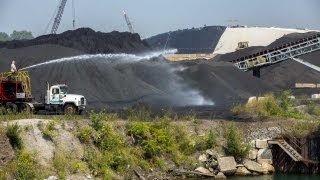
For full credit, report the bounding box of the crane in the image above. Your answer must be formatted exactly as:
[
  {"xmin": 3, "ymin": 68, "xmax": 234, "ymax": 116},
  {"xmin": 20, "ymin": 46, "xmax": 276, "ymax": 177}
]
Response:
[
  {"xmin": 51, "ymin": 0, "xmax": 68, "ymax": 34},
  {"xmin": 123, "ymin": 11, "xmax": 134, "ymax": 33}
]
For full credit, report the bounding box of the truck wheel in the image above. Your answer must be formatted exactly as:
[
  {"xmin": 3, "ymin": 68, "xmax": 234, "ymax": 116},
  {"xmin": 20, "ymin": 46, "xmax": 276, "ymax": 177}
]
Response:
[
  {"xmin": 6, "ymin": 103, "xmax": 18, "ymax": 114},
  {"xmin": 64, "ymin": 104, "xmax": 76, "ymax": 114},
  {"xmin": 20, "ymin": 103, "xmax": 33, "ymax": 114},
  {"xmin": 0, "ymin": 105, "xmax": 6, "ymax": 115}
]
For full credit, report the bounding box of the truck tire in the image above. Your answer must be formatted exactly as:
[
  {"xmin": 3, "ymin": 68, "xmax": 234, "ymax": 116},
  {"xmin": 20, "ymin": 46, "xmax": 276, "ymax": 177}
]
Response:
[
  {"xmin": 0, "ymin": 105, "xmax": 6, "ymax": 115},
  {"xmin": 64, "ymin": 104, "xmax": 76, "ymax": 114},
  {"xmin": 6, "ymin": 103, "xmax": 18, "ymax": 114},
  {"xmin": 20, "ymin": 103, "xmax": 33, "ymax": 114}
]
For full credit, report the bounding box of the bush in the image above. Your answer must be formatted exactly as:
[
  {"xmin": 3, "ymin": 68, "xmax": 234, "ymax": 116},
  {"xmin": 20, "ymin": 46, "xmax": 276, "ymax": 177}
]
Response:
[
  {"xmin": 232, "ymin": 91, "xmax": 304, "ymax": 119},
  {"xmin": 53, "ymin": 150, "xmax": 88, "ymax": 179},
  {"xmin": 94, "ymin": 122, "xmax": 124, "ymax": 151},
  {"xmin": 41, "ymin": 121, "xmax": 56, "ymax": 140},
  {"xmin": 206, "ymin": 130, "xmax": 217, "ymax": 149},
  {"xmin": 78, "ymin": 126, "xmax": 94, "ymax": 144},
  {"xmin": 6, "ymin": 123, "xmax": 23, "ymax": 150},
  {"xmin": 15, "ymin": 151, "xmax": 37, "ymax": 180},
  {"xmin": 126, "ymin": 105, "xmax": 151, "ymax": 122},
  {"xmin": 226, "ymin": 125, "xmax": 249, "ymax": 161},
  {"xmin": 89, "ymin": 111, "xmax": 107, "ymax": 131}
]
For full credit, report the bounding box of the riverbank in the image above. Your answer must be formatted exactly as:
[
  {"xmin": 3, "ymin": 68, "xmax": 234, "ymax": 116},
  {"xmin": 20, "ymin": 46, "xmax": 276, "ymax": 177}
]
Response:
[{"xmin": 0, "ymin": 110, "xmax": 312, "ymax": 179}]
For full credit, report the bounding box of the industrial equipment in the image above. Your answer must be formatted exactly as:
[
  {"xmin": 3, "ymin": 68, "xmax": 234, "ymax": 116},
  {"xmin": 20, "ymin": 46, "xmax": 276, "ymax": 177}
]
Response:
[{"xmin": 0, "ymin": 71, "xmax": 86, "ymax": 114}]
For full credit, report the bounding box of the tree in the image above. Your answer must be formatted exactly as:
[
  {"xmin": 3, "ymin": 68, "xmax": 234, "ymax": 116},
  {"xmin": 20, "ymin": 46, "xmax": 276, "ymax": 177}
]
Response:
[
  {"xmin": 10, "ymin": 30, "xmax": 34, "ymax": 40},
  {"xmin": 0, "ymin": 32, "xmax": 11, "ymax": 41}
]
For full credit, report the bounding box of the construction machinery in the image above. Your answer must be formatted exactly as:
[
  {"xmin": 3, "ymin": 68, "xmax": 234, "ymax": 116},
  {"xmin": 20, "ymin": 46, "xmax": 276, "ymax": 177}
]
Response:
[
  {"xmin": 123, "ymin": 11, "xmax": 134, "ymax": 33},
  {"xmin": 236, "ymin": 41, "xmax": 249, "ymax": 51},
  {"xmin": 0, "ymin": 71, "xmax": 86, "ymax": 114},
  {"xmin": 51, "ymin": 0, "xmax": 68, "ymax": 34}
]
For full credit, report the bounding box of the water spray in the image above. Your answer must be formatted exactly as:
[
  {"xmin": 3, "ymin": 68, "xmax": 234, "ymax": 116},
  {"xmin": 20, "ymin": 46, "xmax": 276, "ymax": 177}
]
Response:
[{"xmin": 20, "ymin": 49, "xmax": 177, "ymax": 70}]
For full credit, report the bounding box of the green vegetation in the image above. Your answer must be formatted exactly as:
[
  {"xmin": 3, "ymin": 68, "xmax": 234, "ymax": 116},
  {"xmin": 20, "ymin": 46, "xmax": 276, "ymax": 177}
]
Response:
[
  {"xmin": 206, "ymin": 129, "xmax": 217, "ymax": 149},
  {"xmin": 0, "ymin": 111, "xmax": 34, "ymax": 121},
  {"xmin": 0, "ymin": 30, "xmax": 34, "ymax": 41},
  {"xmin": 126, "ymin": 105, "xmax": 151, "ymax": 121},
  {"xmin": 0, "ymin": 151, "xmax": 43, "ymax": 180},
  {"xmin": 6, "ymin": 123, "xmax": 23, "ymax": 150},
  {"xmin": 225, "ymin": 124, "xmax": 249, "ymax": 161},
  {"xmin": 53, "ymin": 150, "xmax": 88, "ymax": 179},
  {"xmin": 232, "ymin": 91, "xmax": 304, "ymax": 119},
  {"xmin": 78, "ymin": 126, "xmax": 94, "ymax": 144},
  {"xmin": 40, "ymin": 121, "xmax": 57, "ymax": 140}
]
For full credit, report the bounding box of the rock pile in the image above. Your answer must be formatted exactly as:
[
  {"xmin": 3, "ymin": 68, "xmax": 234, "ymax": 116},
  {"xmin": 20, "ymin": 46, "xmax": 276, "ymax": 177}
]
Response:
[{"xmin": 194, "ymin": 139, "xmax": 274, "ymax": 178}]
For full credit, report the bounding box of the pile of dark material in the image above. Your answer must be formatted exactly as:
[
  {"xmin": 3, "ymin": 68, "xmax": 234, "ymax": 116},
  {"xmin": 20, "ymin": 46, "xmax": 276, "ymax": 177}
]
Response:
[
  {"xmin": 2, "ymin": 28, "xmax": 318, "ymax": 110},
  {"xmin": 177, "ymin": 60, "xmax": 277, "ymax": 107},
  {"xmin": 0, "ymin": 28, "xmax": 150, "ymax": 54},
  {"xmin": 214, "ymin": 32, "xmax": 320, "ymax": 94},
  {"xmin": 145, "ymin": 26, "xmax": 226, "ymax": 54}
]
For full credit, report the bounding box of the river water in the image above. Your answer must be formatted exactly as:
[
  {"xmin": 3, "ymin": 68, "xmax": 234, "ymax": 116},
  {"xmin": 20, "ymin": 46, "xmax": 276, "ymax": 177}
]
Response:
[{"xmin": 229, "ymin": 173, "xmax": 320, "ymax": 180}]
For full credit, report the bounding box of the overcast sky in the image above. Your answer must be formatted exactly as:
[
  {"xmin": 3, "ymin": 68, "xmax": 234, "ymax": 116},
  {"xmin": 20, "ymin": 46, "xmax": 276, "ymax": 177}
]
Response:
[{"xmin": 1, "ymin": 0, "xmax": 319, "ymax": 38}]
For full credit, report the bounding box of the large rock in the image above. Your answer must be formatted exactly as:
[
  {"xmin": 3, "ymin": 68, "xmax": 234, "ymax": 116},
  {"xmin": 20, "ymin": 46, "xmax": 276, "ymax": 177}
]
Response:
[
  {"xmin": 195, "ymin": 167, "xmax": 211, "ymax": 174},
  {"xmin": 261, "ymin": 162, "xmax": 275, "ymax": 173},
  {"xmin": 235, "ymin": 166, "xmax": 251, "ymax": 176},
  {"xmin": 248, "ymin": 149, "xmax": 258, "ymax": 160},
  {"xmin": 257, "ymin": 148, "xmax": 273, "ymax": 164},
  {"xmin": 244, "ymin": 160, "xmax": 264, "ymax": 173},
  {"xmin": 215, "ymin": 172, "xmax": 227, "ymax": 179},
  {"xmin": 198, "ymin": 154, "xmax": 207, "ymax": 162},
  {"xmin": 255, "ymin": 139, "xmax": 269, "ymax": 149},
  {"xmin": 217, "ymin": 156, "xmax": 237, "ymax": 175},
  {"xmin": 206, "ymin": 149, "xmax": 223, "ymax": 159}
]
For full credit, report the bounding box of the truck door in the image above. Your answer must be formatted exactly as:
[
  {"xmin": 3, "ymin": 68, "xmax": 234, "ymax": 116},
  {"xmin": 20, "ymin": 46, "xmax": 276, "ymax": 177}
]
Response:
[{"xmin": 50, "ymin": 88, "xmax": 62, "ymax": 104}]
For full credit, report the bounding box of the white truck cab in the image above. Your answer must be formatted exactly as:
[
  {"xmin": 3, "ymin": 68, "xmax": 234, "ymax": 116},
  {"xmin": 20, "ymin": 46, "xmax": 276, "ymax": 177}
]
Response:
[{"xmin": 45, "ymin": 84, "xmax": 86, "ymax": 114}]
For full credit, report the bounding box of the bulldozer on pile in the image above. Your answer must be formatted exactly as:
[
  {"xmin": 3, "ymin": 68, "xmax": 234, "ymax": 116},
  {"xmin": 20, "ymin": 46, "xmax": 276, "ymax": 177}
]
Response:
[
  {"xmin": 236, "ymin": 41, "xmax": 249, "ymax": 51},
  {"xmin": 0, "ymin": 71, "xmax": 86, "ymax": 114}
]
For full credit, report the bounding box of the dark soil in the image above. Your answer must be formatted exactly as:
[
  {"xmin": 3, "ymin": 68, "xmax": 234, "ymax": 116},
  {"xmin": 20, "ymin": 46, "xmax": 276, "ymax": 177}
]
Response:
[
  {"xmin": 145, "ymin": 26, "xmax": 226, "ymax": 54},
  {"xmin": 0, "ymin": 131, "xmax": 15, "ymax": 167}
]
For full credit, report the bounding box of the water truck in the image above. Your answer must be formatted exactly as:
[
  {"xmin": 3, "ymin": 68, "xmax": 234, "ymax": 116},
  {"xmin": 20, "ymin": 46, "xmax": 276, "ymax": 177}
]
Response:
[{"xmin": 0, "ymin": 71, "xmax": 86, "ymax": 114}]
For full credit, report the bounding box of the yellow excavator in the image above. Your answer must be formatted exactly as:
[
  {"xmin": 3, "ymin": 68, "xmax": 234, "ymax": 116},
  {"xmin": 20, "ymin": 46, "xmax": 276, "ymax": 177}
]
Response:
[{"xmin": 236, "ymin": 41, "xmax": 249, "ymax": 51}]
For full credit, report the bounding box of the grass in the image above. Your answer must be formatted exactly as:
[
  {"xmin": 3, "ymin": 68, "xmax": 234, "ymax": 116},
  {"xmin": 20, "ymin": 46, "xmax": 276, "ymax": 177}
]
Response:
[
  {"xmin": 0, "ymin": 111, "xmax": 34, "ymax": 121},
  {"xmin": 53, "ymin": 149, "xmax": 88, "ymax": 179},
  {"xmin": 40, "ymin": 121, "xmax": 57, "ymax": 141},
  {"xmin": 232, "ymin": 90, "xmax": 304, "ymax": 119},
  {"xmin": 0, "ymin": 151, "xmax": 45, "ymax": 180},
  {"xmin": 6, "ymin": 123, "xmax": 23, "ymax": 150}
]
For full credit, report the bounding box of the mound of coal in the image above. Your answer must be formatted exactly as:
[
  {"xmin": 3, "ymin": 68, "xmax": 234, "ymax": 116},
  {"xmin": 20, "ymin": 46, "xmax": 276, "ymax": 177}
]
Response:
[
  {"xmin": 0, "ymin": 44, "xmax": 83, "ymax": 71},
  {"xmin": 145, "ymin": 26, "xmax": 226, "ymax": 54},
  {"xmin": 0, "ymin": 43, "xmax": 214, "ymax": 109},
  {"xmin": 178, "ymin": 60, "xmax": 277, "ymax": 106},
  {"xmin": 0, "ymin": 28, "xmax": 150, "ymax": 54}
]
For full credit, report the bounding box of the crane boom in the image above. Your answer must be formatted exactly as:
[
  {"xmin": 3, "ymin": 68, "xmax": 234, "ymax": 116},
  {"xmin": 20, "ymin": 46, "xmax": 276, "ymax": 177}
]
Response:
[
  {"xmin": 51, "ymin": 0, "xmax": 68, "ymax": 34},
  {"xmin": 123, "ymin": 11, "xmax": 134, "ymax": 33}
]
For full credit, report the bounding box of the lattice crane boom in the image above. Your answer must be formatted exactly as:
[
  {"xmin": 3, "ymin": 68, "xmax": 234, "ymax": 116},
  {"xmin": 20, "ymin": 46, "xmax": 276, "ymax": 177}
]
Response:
[
  {"xmin": 51, "ymin": 0, "xmax": 68, "ymax": 34},
  {"xmin": 123, "ymin": 11, "xmax": 134, "ymax": 33}
]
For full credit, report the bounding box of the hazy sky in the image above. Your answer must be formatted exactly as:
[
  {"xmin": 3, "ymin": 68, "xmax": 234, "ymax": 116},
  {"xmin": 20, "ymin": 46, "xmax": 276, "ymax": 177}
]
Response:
[{"xmin": 1, "ymin": 0, "xmax": 319, "ymax": 38}]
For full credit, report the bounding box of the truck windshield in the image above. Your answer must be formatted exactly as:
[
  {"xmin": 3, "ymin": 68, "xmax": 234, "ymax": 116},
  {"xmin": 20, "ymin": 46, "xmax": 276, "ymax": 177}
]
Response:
[{"xmin": 60, "ymin": 86, "xmax": 68, "ymax": 94}]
